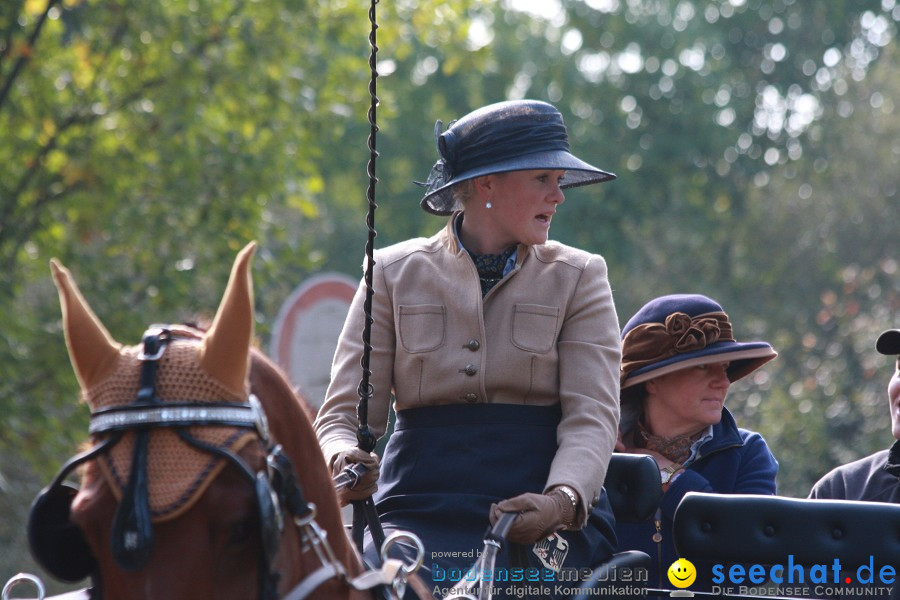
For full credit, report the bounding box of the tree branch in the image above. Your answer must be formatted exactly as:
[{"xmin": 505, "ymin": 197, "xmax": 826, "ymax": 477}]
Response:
[
  {"xmin": 0, "ymin": 1, "xmax": 28, "ymax": 69},
  {"xmin": 0, "ymin": 0, "xmax": 61, "ymax": 111}
]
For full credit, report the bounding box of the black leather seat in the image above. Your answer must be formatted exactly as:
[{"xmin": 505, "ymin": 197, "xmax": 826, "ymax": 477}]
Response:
[
  {"xmin": 673, "ymin": 492, "xmax": 900, "ymax": 566},
  {"xmin": 605, "ymin": 453, "xmax": 663, "ymax": 524},
  {"xmin": 572, "ymin": 454, "xmax": 661, "ymax": 600},
  {"xmin": 672, "ymin": 492, "xmax": 900, "ymax": 599}
]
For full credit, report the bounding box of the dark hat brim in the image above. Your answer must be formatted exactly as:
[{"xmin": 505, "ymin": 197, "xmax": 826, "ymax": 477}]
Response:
[
  {"xmin": 420, "ymin": 149, "xmax": 616, "ymax": 216},
  {"xmin": 621, "ymin": 341, "xmax": 777, "ymax": 389},
  {"xmin": 876, "ymin": 329, "xmax": 900, "ymax": 355}
]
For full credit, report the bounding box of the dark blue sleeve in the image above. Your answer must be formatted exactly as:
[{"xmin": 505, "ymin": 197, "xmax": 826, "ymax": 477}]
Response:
[{"xmin": 732, "ymin": 432, "xmax": 779, "ymax": 494}]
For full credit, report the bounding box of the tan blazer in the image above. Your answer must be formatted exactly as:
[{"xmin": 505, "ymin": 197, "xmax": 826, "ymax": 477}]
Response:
[{"xmin": 314, "ymin": 215, "xmax": 621, "ymax": 524}]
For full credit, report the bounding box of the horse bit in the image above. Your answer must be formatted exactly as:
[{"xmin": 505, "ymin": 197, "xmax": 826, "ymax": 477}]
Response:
[{"xmin": 10, "ymin": 327, "xmax": 423, "ymax": 600}]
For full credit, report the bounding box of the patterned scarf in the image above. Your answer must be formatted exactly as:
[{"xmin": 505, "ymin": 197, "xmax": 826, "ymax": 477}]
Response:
[
  {"xmin": 470, "ymin": 246, "xmax": 516, "ymax": 296},
  {"xmin": 635, "ymin": 415, "xmax": 706, "ymax": 464}
]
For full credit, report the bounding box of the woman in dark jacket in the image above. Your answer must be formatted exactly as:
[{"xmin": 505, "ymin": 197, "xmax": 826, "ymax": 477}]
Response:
[{"xmin": 614, "ymin": 293, "xmax": 779, "ymax": 590}]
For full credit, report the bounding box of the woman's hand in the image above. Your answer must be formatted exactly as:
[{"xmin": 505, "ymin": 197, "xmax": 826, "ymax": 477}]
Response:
[
  {"xmin": 489, "ymin": 489, "xmax": 575, "ymax": 544},
  {"xmin": 330, "ymin": 447, "xmax": 380, "ymax": 505}
]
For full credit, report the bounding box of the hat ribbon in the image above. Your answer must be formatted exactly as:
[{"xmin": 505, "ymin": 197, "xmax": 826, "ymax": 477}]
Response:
[
  {"xmin": 621, "ymin": 312, "xmax": 734, "ymax": 382},
  {"xmin": 413, "ymin": 119, "xmax": 455, "ymax": 194}
]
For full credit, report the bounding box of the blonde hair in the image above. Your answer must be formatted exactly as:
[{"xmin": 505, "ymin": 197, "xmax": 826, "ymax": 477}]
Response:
[
  {"xmin": 453, "ymin": 173, "xmax": 509, "ymax": 210},
  {"xmin": 452, "ymin": 179, "xmax": 475, "ymax": 208}
]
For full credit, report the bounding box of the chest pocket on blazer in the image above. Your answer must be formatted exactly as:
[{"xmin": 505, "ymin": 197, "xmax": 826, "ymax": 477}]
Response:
[
  {"xmin": 398, "ymin": 304, "xmax": 445, "ymax": 353},
  {"xmin": 512, "ymin": 304, "xmax": 559, "ymax": 354}
]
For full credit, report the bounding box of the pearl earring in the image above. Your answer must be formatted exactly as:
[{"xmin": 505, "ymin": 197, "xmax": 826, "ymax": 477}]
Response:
[{"xmin": 486, "ymin": 201, "xmax": 492, "ymax": 209}]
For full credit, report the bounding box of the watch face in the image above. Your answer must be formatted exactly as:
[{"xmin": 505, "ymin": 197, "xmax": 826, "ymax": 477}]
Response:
[{"xmin": 660, "ymin": 465, "xmax": 679, "ymax": 484}]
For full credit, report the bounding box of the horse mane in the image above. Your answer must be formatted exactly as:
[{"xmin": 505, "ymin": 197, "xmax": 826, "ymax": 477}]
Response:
[
  {"xmin": 250, "ymin": 344, "xmax": 316, "ymax": 422},
  {"xmin": 163, "ymin": 320, "xmax": 365, "ymax": 591},
  {"xmin": 248, "ymin": 347, "xmax": 440, "ymax": 599},
  {"xmin": 172, "ymin": 319, "xmax": 358, "ymax": 574},
  {"xmin": 246, "ymin": 347, "xmax": 365, "ymax": 577}
]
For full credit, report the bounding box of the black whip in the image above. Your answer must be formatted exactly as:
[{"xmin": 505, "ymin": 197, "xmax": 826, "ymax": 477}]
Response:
[
  {"xmin": 356, "ymin": 0, "xmax": 379, "ymax": 456},
  {"xmin": 351, "ymin": 0, "xmax": 386, "ymax": 557}
]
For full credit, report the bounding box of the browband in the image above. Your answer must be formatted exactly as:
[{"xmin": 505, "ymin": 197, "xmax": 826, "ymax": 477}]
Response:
[{"xmin": 89, "ymin": 395, "xmax": 270, "ymax": 442}]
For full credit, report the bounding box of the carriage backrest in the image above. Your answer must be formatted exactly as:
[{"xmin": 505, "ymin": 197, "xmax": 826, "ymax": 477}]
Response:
[
  {"xmin": 674, "ymin": 492, "xmax": 900, "ymax": 567},
  {"xmin": 604, "ymin": 454, "xmax": 662, "ymax": 524}
]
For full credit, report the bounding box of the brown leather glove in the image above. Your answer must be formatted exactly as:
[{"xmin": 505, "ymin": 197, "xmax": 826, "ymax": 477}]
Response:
[
  {"xmin": 489, "ymin": 488, "xmax": 576, "ymax": 544},
  {"xmin": 330, "ymin": 447, "xmax": 380, "ymax": 505}
]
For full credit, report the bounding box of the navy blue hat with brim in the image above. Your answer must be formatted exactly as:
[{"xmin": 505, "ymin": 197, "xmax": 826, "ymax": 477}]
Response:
[
  {"xmin": 876, "ymin": 329, "xmax": 900, "ymax": 355},
  {"xmin": 416, "ymin": 100, "xmax": 616, "ymax": 216},
  {"xmin": 620, "ymin": 294, "xmax": 777, "ymax": 390}
]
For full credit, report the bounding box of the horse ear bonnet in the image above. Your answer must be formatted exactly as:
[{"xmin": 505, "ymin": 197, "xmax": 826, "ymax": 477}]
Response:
[{"xmin": 31, "ymin": 244, "xmax": 260, "ymax": 582}]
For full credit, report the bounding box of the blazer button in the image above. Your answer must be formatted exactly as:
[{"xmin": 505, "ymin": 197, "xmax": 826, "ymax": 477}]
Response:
[
  {"xmin": 464, "ymin": 364, "xmax": 477, "ymax": 376},
  {"xmin": 464, "ymin": 392, "xmax": 478, "ymax": 403},
  {"xmin": 464, "ymin": 339, "xmax": 480, "ymax": 351}
]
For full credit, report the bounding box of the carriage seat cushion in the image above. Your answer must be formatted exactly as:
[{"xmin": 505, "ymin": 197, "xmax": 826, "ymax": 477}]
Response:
[
  {"xmin": 673, "ymin": 492, "xmax": 900, "ymax": 567},
  {"xmin": 603, "ymin": 454, "xmax": 662, "ymax": 524}
]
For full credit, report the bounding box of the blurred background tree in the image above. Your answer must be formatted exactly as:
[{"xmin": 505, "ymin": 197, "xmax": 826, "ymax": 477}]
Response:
[{"xmin": 1, "ymin": 0, "xmax": 897, "ymax": 590}]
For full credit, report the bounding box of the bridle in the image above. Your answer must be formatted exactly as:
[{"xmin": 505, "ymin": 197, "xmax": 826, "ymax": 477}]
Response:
[{"xmin": 24, "ymin": 327, "xmax": 421, "ymax": 600}]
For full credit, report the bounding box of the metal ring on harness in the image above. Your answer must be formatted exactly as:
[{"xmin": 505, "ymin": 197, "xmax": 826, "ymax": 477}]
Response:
[
  {"xmin": 379, "ymin": 530, "xmax": 425, "ymax": 575},
  {"xmin": 2, "ymin": 573, "xmax": 45, "ymax": 600}
]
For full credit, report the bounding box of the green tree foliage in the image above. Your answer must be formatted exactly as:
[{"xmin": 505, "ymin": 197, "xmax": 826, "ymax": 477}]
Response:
[
  {"xmin": 740, "ymin": 41, "xmax": 899, "ymax": 495},
  {"xmin": 366, "ymin": 0, "xmax": 898, "ymax": 496},
  {"xmin": 0, "ymin": 0, "xmax": 488, "ymax": 586},
  {"xmin": 0, "ymin": 0, "xmax": 897, "ymax": 587}
]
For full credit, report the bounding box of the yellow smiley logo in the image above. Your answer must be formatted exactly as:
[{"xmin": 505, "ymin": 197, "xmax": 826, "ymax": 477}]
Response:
[{"xmin": 667, "ymin": 558, "xmax": 697, "ymax": 588}]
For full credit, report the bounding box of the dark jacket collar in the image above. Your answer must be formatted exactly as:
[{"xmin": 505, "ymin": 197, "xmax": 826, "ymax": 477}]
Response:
[
  {"xmin": 697, "ymin": 408, "xmax": 744, "ymax": 458},
  {"xmin": 884, "ymin": 439, "xmax": 900, "ymax": 478}
]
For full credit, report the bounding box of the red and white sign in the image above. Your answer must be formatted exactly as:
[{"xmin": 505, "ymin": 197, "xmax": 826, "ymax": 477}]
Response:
[{"xmin": 270, "ymin": 273, "xmax": 358, "ymax": 411}]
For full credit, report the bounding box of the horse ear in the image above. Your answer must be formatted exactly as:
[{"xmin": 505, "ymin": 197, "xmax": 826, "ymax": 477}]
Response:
[
  {"xmin": 50, "ymin": 259, "xmax": 122, "ymax": 391},
  {"xmin": 200, "ymin": 242, "xmax": 257, "ymax": 397}
]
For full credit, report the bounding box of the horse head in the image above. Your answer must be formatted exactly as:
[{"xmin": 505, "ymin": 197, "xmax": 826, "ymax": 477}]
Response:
[{"xmin": 27, "ymin": 243, "xmax": 407, "ymax": 600}]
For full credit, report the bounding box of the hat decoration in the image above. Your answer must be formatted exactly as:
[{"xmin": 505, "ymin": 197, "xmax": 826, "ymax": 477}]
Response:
[
  {"xmin": 620, "ymin": 294, "xmax": 777, "ymax": 390},
  {"xmin": 622, "ymin": 311, "xmax": 734, "ymax": 376}
]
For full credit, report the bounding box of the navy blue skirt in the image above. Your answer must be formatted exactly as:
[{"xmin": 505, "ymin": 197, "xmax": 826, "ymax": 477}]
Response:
[{"xmin": 363, "ymin": 403, "xmax": 616, "ymax": 599}]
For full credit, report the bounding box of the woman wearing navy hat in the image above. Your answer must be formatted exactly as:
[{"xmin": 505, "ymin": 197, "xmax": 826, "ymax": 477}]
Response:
[
  {"xmin": 615, "ymin": 293, "xmax": 779, "ymax": 589},
  {"xmin": 314, "ymin": 100, "xmax": 621, "ymax": 596}
]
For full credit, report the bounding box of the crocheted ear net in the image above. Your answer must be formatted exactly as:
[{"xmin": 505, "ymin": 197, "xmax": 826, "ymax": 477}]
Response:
[{"xmin": 86, "ymin": 339, "xmax": 255, "ymax": 522}]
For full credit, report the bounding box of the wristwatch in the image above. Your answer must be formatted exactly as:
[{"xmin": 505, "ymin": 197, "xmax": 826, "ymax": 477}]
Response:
[
  {"xmin": 555, "ymin": 485, "xmax": 579, "ymax": 510},
  {"xmin": 660, "ymin": 463, "xmax": 683, "ymax": 485},
  {"xmin": 554, "ymin": 485, "xmax": 579, "ymax": 528}
]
